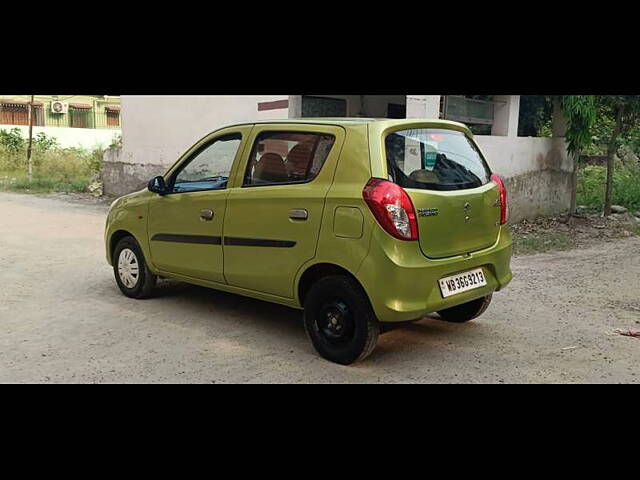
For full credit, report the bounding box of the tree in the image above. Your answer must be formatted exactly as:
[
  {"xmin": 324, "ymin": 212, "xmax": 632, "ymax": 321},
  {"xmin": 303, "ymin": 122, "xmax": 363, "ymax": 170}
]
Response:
[
  {"xmin": 559, "ymin": 95, "xmax": 597, "ymax": 215},
  {"xmin": 597, "ymin": 95, "xmax": 640, "ymax": 216}
]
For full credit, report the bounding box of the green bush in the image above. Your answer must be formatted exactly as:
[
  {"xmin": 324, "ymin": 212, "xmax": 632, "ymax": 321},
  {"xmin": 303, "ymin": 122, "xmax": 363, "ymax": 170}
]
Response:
[
  {"xmin": 577, "ymin": 163, "xmax": 640, "ymax": 210},
  {"xmin": 34, "ymin": 132, "xmax": 59, "ymax": 152},
  {"xmin": 0, "ymin": 128, "xmax": 25, "ymax": 152},
  {"xmin": 0, "ymin": 130, "xmax": 104, "ymax": 194}
]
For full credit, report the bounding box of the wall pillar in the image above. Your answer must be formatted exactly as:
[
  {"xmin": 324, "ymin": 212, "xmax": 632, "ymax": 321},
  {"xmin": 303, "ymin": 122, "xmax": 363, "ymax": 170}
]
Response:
[
  {"xmin": 491, "ymin": 95, "xmax": 520, "ymax": 137},
  {"xmin": 288, "ymin": 95, "xmax": 302, "ymax": 118},
  {"xmin": 406, "ymin": 95, "xmax": 441, "ymax": 119}
]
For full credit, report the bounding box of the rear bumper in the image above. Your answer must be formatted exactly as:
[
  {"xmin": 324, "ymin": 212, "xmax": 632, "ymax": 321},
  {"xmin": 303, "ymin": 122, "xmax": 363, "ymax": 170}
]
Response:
[{"xmin": 356, "ymin": 226, "xmax": 513, "ymax": 323}]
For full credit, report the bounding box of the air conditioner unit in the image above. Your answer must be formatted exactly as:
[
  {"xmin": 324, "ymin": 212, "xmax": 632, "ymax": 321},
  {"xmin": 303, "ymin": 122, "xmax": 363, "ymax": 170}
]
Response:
[{"xmin": 50, "ymin": 101, "xmax": 69, "ymax": 114}]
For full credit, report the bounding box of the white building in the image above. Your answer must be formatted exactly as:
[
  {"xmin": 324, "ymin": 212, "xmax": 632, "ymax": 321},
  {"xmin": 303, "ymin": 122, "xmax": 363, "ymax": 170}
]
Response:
[{"xmin": 104, "ymin": 95, "xmax": 571, "ymax": 221}]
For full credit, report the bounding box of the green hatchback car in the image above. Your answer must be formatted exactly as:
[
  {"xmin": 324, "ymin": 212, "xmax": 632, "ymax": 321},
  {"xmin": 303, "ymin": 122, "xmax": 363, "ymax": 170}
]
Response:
[{"xmin": 105, "ymin": 118, "xmax": 512, "ymax": 364}]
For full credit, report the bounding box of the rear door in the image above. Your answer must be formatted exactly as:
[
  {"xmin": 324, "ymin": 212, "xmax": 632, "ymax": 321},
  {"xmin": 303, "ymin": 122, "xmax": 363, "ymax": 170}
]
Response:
[
  {"xmin": 384, "ymin": 127, "xmax": 501, "ymax": 258},
  {"xmin": 223, "ymin": 124, "xmax": 345, "ymax": 298}
]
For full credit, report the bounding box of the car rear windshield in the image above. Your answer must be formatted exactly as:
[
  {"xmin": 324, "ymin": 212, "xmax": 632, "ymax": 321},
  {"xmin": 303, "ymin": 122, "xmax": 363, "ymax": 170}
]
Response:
[{"xmin": 385, "ymin": 128, "xmax": 491, "ymax": 191}]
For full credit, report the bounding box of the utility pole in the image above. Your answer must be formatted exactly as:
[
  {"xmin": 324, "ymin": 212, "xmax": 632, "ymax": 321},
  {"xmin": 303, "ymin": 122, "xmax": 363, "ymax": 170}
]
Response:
[{"xmin": 26, "ymin": 94, "xmax": 34, "ymax": 181}]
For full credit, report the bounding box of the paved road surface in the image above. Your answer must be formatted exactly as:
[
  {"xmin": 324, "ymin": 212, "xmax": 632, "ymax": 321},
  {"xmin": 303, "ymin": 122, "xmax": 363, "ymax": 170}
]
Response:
[{"xmin": 1, "ymin": 192, "xmax": 639, "ymax": 383}]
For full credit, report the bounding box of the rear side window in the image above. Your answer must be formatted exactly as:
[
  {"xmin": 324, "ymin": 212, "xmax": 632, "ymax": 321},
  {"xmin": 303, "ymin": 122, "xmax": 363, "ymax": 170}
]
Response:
[
  {"xmin": 244, "ymin": 131, "xmax": 335, "ymax": 186},
  {"xmin": 385, "ymin": 128, "xmax": 491, "ymax": 191}
]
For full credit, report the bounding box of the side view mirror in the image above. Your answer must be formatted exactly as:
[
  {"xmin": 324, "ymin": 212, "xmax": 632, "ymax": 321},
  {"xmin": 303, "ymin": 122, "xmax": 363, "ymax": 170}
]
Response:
[{"xmin": 148, "ymin": 176, "xmax": 168, "ymax": 195}]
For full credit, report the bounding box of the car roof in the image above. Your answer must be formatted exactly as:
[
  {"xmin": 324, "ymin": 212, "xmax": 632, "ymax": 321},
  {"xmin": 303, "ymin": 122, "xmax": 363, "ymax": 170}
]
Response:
[
  {"xmin": 224, "ymin": 117, "xmax": 472, "ymax": 135},
  {"xmin": 250, "ymin": 117, "xmax": 461, "ymax": 126}
]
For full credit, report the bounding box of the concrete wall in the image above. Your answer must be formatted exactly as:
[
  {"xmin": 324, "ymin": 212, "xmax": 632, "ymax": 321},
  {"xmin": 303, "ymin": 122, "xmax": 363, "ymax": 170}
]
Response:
[
  {"xmin": 475, "ymin": 135, "xmax": 571, "ymax": 222},
  {"xmin": 0, "ymin": 125, "xmax": 120, "ymax": 149},
  {"xmin": 406, "ymin": 95, "xmax": 441, "ymax": 118}
]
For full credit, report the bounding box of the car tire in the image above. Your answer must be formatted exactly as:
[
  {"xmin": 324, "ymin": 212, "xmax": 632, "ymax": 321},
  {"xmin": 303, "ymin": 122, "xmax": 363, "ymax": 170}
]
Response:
[
  {"xmin": 437, "ymin": 294, "xmax": 492, "ymax": 323},
  {"xmin": 303, "ymin": 275, "xmax": 380, "ymax": 365},
  {"xmin": 113, "ymin": 236, "xmax": 157, "ymax": 299}
]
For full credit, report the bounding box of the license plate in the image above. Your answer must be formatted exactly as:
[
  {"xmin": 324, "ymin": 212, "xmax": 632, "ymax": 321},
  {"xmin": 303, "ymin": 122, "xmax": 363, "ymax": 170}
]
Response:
[{"xmin": 438, "ymin": 268, "xmax": 487, "ymax": 298}]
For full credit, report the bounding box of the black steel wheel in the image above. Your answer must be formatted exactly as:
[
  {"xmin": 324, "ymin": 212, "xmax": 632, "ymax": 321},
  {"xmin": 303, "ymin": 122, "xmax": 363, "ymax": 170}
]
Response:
[{"xmin": 303, "ymin": 275, "xmax": 379, "ymax": 365}]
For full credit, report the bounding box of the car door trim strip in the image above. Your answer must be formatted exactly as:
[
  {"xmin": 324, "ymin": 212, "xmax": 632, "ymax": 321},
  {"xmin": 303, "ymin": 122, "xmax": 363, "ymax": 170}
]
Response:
[
  {"xmin": 151, "ymin": 233, "xmax": 222, "ymax": 245},
  {"xmin": 223, "ymin": 237, "xmax": 296, "ymax": 248},
  {"xmin": 151, "ymin": 234, "xmax": 295, "ymax": 248}
]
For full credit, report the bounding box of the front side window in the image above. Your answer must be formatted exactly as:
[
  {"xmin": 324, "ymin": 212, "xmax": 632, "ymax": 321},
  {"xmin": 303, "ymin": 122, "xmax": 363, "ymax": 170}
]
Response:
[
  {"xmin": 385, "ymin": 128, "xmax": 491, "ymax": 191},
  {"xmin": 172, "ymin": 133, "xmax": 241, "ymax": 193},
  {"xmin": 243, "ymin": 131, "xmax": 335, "ymax": 187}
]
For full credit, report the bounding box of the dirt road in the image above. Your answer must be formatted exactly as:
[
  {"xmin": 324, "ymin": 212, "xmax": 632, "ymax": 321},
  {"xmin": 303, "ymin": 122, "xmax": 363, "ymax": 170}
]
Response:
[{"xmin": 1, "ymin": 191, "xmax": 639, "ymax": 383}]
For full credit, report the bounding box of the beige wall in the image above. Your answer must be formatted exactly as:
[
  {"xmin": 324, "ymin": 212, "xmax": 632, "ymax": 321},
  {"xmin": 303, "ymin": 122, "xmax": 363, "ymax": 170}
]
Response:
[
  {"xmin": 475, "ymin": 135, "xmax": 571, "ymax": 221},
  {"xmin": 475, "ymin": 135, "xmax": 570, "ymax": 178},
  {"xmin": 119, "ymin": 95, "xmax": 288, "ymax": 168},
  {"xmin": 406, "ymin": 95, "xmax": 441, "ymax": 118}
]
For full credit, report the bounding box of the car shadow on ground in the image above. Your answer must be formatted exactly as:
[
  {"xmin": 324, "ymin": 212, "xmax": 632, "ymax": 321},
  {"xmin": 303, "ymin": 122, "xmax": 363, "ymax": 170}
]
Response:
[
  {"xmin": 101, "ymin": 274, "xmax": 495, "ymax": 367},
  {"xmin": 136, "ymin": 278, "xmax": 477, "ymax": 364},
  {"xmin": 366, "ymin": 314, "xmax": 492, "ymax": 364},
  {"xmin": 149, "ymin": 279, "xmax": 305, "ymax": 340}
]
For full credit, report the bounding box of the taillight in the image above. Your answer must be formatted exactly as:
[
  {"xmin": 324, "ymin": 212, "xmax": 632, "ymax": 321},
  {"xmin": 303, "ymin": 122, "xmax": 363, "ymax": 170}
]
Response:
[
  {"xmin": 491, "ymin": 173, "xmax": 508, "ymax": 225},
  {"xmin": 362, "ymin": 178, "xmax": 418, "ymax": 241}
]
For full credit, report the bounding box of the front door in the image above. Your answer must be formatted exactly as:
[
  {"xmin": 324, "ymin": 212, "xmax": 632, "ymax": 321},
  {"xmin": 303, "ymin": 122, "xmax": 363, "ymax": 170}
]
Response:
[
  {"xmin": 223, "ymin": 124, "xmax": 345, "ymax": 298},
  {"xmin": 147, "ymin": 127, "xmax": 251, "ymax": 282}
]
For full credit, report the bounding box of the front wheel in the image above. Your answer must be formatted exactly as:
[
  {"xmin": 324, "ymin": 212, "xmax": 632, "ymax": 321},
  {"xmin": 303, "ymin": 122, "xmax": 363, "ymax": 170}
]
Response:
[
  {"xmin": 113, "ymin": 236, "xmax": 157, "ymax": 299},
  {"xmin": 437, "ymin": 294, "xmax": 492, "ymax": 323},
  {"xmin": 303, "ymin": 275, "xmax": 379, "ymax": 365}
]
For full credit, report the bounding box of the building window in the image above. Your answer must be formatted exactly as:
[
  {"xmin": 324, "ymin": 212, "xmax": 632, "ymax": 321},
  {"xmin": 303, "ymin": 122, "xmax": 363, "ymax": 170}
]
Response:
[
  {"xmin": 69, "ymin": 103, "xmax": 92, "ymax": 128},
  {"xmin": 441, "ymin": 96, "xmax": 497, "ymax": 135},
  {"xmin": 33, "ymin": 104, "xmax": 44, "ymax": 126},
  {"xmin": 105, "ymin": 106, "xmax": 120, "ymax": 127},
  {"xmin": 0, "ymin": 100, "xmax": 44, "ymax": 126},
  {"xmin": 301, "ymin": 96, "xmax": 347, "ymax": 117},
  {"xmin": 387, "ymin": 103, "xmax": 406, "ymax": 119}
]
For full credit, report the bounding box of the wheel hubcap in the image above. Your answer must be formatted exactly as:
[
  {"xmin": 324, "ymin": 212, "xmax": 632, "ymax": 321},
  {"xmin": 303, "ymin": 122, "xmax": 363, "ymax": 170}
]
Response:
[
  {"xmin": 117, "ymin": 248, "xmax": 140, "ymax": 288},
  {"xmin": 317, "ymin": 300, "xmax": 354, "ymax": 344}
]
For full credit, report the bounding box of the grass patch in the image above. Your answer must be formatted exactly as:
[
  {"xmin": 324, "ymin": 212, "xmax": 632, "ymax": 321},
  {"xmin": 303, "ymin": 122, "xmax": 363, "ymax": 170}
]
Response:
[
  {"xmin": 0, "ymin": 171, "xmax": 89, "ymax": 193},
  {"xmin": 512, "ymin": 232, "xmax": 575, "ymax": 255},
  {"xmin": 0, "ymin": 137, "xmax": 103, "ymax": 194},
  {"xmin": 577, "ymin": 163, "xmax": 640, "ymax": 211}
]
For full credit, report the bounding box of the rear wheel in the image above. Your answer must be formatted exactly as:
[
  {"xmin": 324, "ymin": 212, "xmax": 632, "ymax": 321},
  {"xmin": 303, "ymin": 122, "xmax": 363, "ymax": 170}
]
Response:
[
  {"xmin": 303, "ymin": 275, "xmax": 379, "ymax": 365},
  {"xmin": 437, "ymin": 294, "xmax": 492, "ymax": 323},
  {"xmin": 113, "ymin": 236, "xmax": 157, "ymax": 299}
]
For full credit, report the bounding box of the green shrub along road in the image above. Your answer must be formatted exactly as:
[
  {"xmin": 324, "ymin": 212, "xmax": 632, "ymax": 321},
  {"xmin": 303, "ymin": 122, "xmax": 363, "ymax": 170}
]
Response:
[
  {"xmin": 577, "ymin": 163, "xmax": 640, "ymax": 212},
  {"xmin": 0, "ymin": 128, "xmax": 105, "ymax": 194}
]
